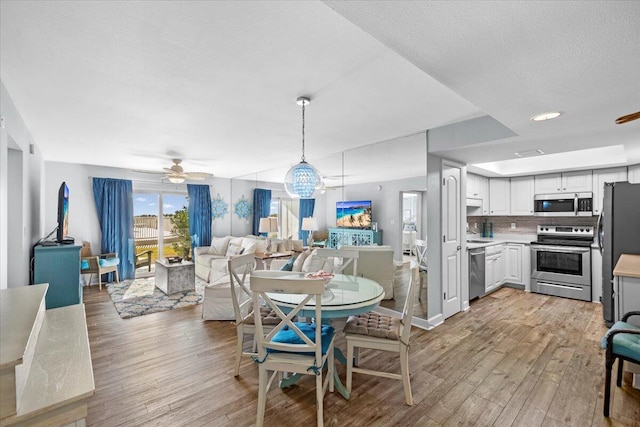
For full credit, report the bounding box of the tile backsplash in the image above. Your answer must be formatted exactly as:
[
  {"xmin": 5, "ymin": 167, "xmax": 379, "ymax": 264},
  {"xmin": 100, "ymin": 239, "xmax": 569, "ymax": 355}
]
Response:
[{"xmin": 467, "ymin": 216, "xmax": 597, "ymax": 235}]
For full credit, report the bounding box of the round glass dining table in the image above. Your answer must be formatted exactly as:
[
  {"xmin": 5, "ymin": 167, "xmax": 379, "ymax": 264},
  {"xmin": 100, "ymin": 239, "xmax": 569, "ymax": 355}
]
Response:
[
  {"xmin": 258, "ymin": 272, "xmax": 385, "ymax": 399},
  {"xmin": 265, "ymin": 273, "xmax": 385, "ymax": 318}
]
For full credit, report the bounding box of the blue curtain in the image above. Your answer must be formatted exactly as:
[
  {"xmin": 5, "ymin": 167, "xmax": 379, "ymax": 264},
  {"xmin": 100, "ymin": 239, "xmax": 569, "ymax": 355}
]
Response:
[
  {"xmin": 253, "ymin": 188, "xmax": 272, "ymax": 236},
  {"xmin": 298, "ymin": 198, "xmax": 315, "ymax": 241},
  {"xmin": 187, "ymin": 184, "xmax": 212, "ymax": 251},
  {"xmin": 92, "ymin": 178, "xmax": 135, "ymax": 281}
]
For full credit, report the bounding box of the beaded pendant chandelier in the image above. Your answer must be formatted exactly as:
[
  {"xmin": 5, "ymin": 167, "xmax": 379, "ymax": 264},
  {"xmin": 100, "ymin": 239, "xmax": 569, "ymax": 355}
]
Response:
[{"xmin": 284, "ymin": 97, "xmax": 322, "ymax": 199}]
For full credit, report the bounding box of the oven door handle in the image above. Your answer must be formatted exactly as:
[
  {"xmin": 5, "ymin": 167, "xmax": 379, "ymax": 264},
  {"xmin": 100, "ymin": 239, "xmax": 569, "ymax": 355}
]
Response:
[{"xmin": 531, "ymin": 245, "xmax": 590, "ymax": 253}]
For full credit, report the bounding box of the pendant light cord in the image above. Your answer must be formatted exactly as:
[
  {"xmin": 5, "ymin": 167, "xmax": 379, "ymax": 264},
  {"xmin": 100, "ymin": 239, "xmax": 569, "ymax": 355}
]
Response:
[{"xmin": 301, "ymin": 100, "xmax": 306, "ymax": 162}]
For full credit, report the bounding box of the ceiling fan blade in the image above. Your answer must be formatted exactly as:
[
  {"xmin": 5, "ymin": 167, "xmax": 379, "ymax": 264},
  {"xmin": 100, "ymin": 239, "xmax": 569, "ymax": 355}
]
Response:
[
  {"xmin": 131, "ymin": 169, "xmax": 166, "ymax": 175},
  {"xmin": 615, "ymin": 111, "xmax": 640, "ymax": 124},
  {"xmin": 184, "ymin": 172, "xmax": 212, "ymax": 180}
]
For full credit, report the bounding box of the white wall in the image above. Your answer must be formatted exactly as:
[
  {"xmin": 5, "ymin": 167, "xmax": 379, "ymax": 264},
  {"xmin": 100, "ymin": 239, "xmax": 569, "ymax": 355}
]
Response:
[
  {"xmin": 0, "ymin": 81, "xmax": 45, "ymax": 289},
  {"xmin": 328, "ymin": 176, "xmax": 428, "ymax": 260},
  {"xmin": 426, "ymin": 153, "xmax": 444, "ymax": 326}
]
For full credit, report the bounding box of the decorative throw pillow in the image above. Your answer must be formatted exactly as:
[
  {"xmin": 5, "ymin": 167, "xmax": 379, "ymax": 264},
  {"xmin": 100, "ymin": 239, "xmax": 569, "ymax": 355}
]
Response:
[
  {"xmin": 226, "ymin": 243, "xmax": 244, "ymax": 257},
  {"xmin": 269, "ymin": 239, "xmax": 283, "ymax": 253},
  {"xmin": 279, "ymin": 256, "xmax": 296, "ymax": 271},
  {"xmin": 291, "ymin": 240, "xmax": 304, "ymax": 252},
  {"xmin": 229, "ymin": 236, "xmax": 244, "ymax": 248},
  {"xmin": 302, "ymin": 250, "xmax": 326, "ymax": 273},
  {"xmin": 254, "ymin": 239, "xmax": 268, "ymax": 254},
  {"xmin": 209, "ymin": 236, "xmax": 231, "ymax": 255},
  {"xmin": 292, "ymin": 250, "xmax": 311, "ymax": 272},
  {"xmin": 240, "ymin": 238, "xmax": 256, "ymax": 254}
]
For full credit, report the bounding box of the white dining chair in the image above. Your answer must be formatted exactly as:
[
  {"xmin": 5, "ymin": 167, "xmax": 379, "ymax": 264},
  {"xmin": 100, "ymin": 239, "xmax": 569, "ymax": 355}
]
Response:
[
  {"xmin": 414, "ymin": 238, "xmax": 428, "ymax": 301},
  {"xmin": 228, "ymin": 253, "xmax": 282, "ymax": 377},
  {"xmin": 343, "ymin": 265, "xmax": 419, "ymax": 405},
  {"xmin": 250, "ymin": 273, "xmax": 335, "ymax": 427},
  {"xmin": 314, "ymin": 247, "xmax": 359, "ymax": 275}
]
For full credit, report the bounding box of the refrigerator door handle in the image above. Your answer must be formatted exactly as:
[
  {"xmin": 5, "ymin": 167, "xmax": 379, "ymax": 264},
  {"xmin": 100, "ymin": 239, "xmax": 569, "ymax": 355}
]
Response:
[{"xmin": 596, "ymin": 211, "xmax": 604, "ymax": 254}]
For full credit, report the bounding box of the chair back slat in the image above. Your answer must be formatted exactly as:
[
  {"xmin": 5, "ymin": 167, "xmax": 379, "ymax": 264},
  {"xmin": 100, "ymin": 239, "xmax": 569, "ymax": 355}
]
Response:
[
  {"xmin": 400, "ymin": 266, "xmax": 419, "ymax": 344},
  {"xmin": 414, "ymin": 239, "xmax": 427, "ymax": 270},
  {"xmin": 228, "ymin": 253, "xmax": 256, "ymax": 324},
  {"xmin": 315, "ymin": 248, "xmax": 359, "ymax": 276},
  {"xmin": 250, "ymin": 273, "xmax": 325, "ymax": 363}
]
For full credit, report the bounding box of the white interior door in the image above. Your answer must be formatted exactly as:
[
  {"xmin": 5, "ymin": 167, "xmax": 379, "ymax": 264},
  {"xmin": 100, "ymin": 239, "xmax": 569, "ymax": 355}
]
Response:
[{"xmin": 442, "ymin": 163, "xmax": 462, "ymax": 319}]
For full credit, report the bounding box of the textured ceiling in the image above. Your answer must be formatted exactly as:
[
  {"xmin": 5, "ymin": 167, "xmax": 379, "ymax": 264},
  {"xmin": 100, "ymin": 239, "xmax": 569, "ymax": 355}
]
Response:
[{"xmin": 1, "ymin": 1, "xmax": 639, "ymax": 183}]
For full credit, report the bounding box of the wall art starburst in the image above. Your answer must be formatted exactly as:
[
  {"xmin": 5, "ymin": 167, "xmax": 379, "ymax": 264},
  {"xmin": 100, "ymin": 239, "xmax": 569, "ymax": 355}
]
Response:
[
  {"xmin": 211, "ymin": 194, "xmax": 229, "ymax": 220},
  {"xmin": 234, "ymin": 195, "xmax": 252, "ymax": 220}
]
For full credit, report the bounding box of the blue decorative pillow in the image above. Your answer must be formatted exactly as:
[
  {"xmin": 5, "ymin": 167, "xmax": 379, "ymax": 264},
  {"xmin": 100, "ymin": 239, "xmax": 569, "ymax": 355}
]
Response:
[
  {"xmin": 268, "ymin": 322, "xmax": 334, "ymax": 355},
  {"xmin": 81, "ymin": 260, "xmax": 89, "ymax": 270},
  {"xmin": 279, "ymin": 256, "xmax": 296, "ymax": 271},
  {"xmin": 99, "ymin": 257, "xmax": 119, "ymax": 267}
]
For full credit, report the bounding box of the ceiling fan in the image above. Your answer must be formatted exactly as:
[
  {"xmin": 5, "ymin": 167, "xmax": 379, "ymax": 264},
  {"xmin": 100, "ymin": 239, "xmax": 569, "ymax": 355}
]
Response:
[
  {"xmin": 161, "ymin": 159, "xmax": 212, "ymax": 183},
  {"xmin": 615, "ymin": 111, "xmax": 640, "ymax": 124}
]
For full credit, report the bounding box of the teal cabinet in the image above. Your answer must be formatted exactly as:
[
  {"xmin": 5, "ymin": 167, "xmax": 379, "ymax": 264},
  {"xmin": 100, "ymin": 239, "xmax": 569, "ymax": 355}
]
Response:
[
  {"xmin": 328, "ymin": 228, "xmax": 382, "ymax": 248},
  {"xmin": 33, "ymin": 245, "xmax": 82, "ymax": 309}
]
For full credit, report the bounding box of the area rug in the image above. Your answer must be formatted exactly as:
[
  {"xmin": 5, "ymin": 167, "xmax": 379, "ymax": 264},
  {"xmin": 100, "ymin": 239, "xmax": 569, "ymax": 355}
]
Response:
[{"xmin": 106, "ymin": 277, "xmax": 206, "ymax": 319}]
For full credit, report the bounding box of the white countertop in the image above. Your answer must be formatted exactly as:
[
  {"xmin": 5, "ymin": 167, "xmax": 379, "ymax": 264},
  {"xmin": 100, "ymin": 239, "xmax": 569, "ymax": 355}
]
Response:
[
  {"xmin": 466, "ymin": 234, "xmax": 537, "ymax": 250},
  {"xmin": 0, "ymin": 284, "xmax": 48, "ymax": 369}
]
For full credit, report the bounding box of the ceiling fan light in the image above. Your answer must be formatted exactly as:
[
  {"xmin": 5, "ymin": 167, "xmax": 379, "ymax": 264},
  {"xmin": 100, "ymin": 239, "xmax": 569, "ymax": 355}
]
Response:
[
  {"xmin": 168, "ymin": 175, "xmax": 185, "ymax": 184},
  {"xmin": 531, "ymin": 111, "xmax": 562, "ymax": 121}
]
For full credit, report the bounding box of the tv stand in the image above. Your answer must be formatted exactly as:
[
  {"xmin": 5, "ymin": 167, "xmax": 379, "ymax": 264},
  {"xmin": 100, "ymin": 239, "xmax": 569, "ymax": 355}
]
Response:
[
  {"xmin": 328, "ymin": 228, "xmax": 382, "ymax": 248},
  {"xmin": 60, "ymin": 236, "xmax": 75, "ymax": 245}
]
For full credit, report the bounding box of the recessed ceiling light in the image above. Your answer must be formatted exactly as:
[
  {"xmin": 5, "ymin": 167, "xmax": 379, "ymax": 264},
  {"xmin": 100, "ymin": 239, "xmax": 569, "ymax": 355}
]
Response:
[
  {"xmin": 531, "ymin": 111, "xmax": 562, "ymax": 121},
  {"xmin": 514, "ymin": 149, "xmax": 545, "ymax": 158}
]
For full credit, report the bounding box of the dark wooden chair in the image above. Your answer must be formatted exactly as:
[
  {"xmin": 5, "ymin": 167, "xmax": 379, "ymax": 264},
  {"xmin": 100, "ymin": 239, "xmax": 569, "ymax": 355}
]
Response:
[
  {"xmin": 135, "ymin": 249, "xmax": 153, "ymax": 272},
  {"xmin": 601, "ymin": 311, "xmax": 640, "ymax": 417}
]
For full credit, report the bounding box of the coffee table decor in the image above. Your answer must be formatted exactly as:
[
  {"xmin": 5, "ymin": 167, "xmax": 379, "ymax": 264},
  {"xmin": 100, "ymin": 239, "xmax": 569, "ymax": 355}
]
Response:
[{"xmin": 106, "ymin": 276, "xmax": 206, "ymax": 319}]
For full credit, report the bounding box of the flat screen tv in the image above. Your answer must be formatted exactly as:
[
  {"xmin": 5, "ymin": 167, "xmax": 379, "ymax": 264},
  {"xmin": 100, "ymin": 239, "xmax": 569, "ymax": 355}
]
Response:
[
  {"xmin": 56, "ymin": 182, "xmax": 69, "ymax": 243},
  {"xmin": 336, "ymin": 200, "xmax": 372, "ymax": 229}
]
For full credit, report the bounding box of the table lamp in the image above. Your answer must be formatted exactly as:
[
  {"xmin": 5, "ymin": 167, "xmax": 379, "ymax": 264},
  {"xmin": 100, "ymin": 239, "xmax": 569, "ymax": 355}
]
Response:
[
  {"xmin": 259, "ymin": 217, "xmax": 278, "ymax": 252},
  {"xmin": 301, "ymin": 217, "xmax": 318, "ymax": 247}
]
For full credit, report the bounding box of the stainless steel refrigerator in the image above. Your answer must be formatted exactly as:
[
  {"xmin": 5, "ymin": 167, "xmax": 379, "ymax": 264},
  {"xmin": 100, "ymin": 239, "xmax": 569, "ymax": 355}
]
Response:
[{"xmin": 598, "ymin": 181, "xmax": 640, "ymax": 326}]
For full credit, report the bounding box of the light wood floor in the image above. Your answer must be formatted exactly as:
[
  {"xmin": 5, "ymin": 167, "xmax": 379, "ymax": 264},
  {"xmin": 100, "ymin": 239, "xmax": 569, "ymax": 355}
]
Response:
[{"xmin": 83, "ymin": 286, "xmax": 640, "ymax": 426}]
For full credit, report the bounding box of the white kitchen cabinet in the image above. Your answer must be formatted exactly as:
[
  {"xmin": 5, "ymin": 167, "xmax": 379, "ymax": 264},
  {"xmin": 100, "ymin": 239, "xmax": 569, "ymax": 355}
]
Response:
[
  {"xmin": 467, "ymin": 173, "xmax": 478, "ymax": 198},
  {"xmin": 489, "ymin": 178, "xmax": 510, "ymax": 216},
  {"xmin": 592, "ymin": 246, "xmax": 602, "ymax": 303},
  {"xmin": 534, "ymin": 171, "xmax": 592, "ymax": 194},
  {"xmin": 477, "ymin": 175, "xmax": 489, "ymax": 215},
  {"xmin": 535, "ymin": 173, "xmax": 562, "ymax": 194},
  {"xmin": 561, "ymin": 170, "xmax": 592, "ymax": 192},
  {"xmin": 592, "ymin": 167, "xmax": 628, "ymax": 215},
  {"xmin": 628, "ymin": 164, "xmax": 640, "ymax": 184},
  {"xmin": 510, "ymin": 176, "xmax": 534, "ymax": 215},
  {"xmin": 504, "ymin": 244, "xmax": 524, "ymax": 285},
  {"xmin": 485, "ymin": 244, "xmax": 505, "ymax": 292},
  {"xmin": 467, "ymin": 173, "xmax": 490, "ymax": 215}
]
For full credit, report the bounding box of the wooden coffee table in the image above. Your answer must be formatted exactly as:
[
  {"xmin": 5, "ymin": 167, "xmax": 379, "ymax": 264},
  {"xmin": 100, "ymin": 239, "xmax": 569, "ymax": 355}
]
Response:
[{"xmin": 155, "ymin": 260, "xmax": 195, "ymax": 294}]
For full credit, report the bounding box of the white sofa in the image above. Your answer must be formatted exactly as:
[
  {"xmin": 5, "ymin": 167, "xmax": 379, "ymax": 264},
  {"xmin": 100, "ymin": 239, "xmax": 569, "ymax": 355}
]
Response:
[
  {"xmin": 194, "ymin": 235, "xmax": 303, "ymax": 282},
  {"xmin": 194, "ymin": 235, "xmax": 266, "ymax": 282},
  {"xmin": 339, "ymin": 245, "xmax": 396, "ymax": 300}
]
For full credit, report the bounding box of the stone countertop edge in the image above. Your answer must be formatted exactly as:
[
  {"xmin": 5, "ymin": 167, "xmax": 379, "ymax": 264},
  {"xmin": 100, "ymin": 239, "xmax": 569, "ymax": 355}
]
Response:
[{"xmin": 465, "ymin": 234, "xmax": 537, "ymax": 250}]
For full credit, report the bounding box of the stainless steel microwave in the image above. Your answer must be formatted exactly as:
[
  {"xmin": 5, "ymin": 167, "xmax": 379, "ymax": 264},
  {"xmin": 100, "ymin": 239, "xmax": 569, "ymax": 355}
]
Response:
[{"xmin": 534, "ymin": 192, "xmax": 593, "ymax": 216}]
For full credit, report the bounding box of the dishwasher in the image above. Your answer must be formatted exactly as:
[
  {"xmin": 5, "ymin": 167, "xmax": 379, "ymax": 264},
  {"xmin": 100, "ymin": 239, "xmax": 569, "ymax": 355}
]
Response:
[{"xmin": 469, "ymin": 248, "xmax": 485, "ymax": 300}]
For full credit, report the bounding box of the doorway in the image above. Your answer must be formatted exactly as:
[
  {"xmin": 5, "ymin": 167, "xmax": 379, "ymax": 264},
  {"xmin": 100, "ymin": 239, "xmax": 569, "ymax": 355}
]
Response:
[{"xmin": 133, "ymin": 191, "xmax": 189, "ymax": 277}]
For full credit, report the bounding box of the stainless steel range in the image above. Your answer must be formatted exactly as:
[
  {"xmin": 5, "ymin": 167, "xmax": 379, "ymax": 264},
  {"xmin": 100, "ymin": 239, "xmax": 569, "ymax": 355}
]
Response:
[{"xmin": 531, "ymin": 225, "xmax": 593, "ymax": 301}]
